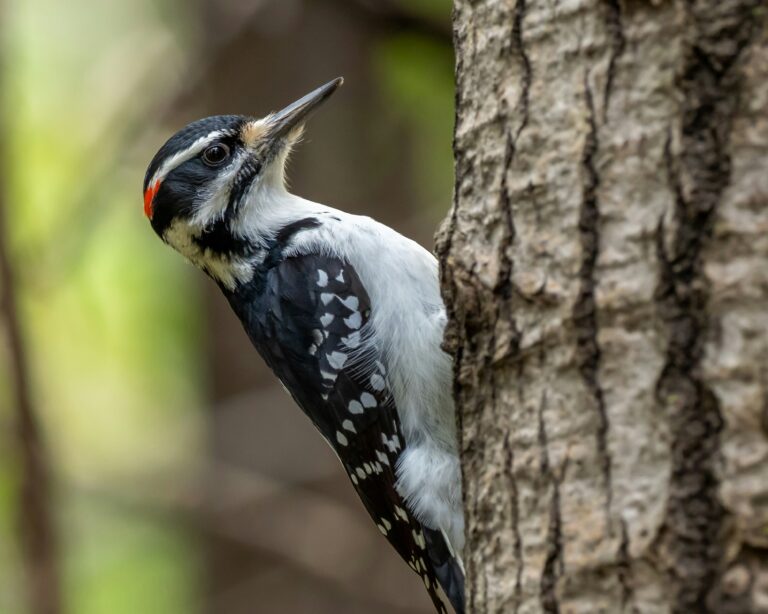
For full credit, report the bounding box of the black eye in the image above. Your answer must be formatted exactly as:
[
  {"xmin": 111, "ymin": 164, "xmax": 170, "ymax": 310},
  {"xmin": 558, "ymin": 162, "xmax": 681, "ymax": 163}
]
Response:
[{"xmin": 202, "ymin": 143, "xmax": 230, "ymax": 167}]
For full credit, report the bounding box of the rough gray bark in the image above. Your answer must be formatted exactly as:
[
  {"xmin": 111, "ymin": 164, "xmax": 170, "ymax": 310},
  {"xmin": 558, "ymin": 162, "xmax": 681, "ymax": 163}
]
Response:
[{"xmin": 437, "ymin": 1, "xmax": 768, "ymax": 612}]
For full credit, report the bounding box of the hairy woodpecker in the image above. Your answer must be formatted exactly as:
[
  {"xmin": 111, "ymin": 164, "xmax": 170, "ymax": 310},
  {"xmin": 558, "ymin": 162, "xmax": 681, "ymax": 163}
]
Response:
[{"xmin": 143, "ymin": 78, "xmax": 464, "ymax": 613}]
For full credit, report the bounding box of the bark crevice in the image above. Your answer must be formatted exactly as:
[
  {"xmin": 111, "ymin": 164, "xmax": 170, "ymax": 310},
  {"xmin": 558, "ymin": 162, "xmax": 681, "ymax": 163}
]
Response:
[
  {"xmin": 601, "ymin": 0, "xmax": 625, "ymax": 121},
  {"xmin": 617, "ymin": 517, "xmax": 634, "ymax": 608},
  {"xmin": 573, "ymin": 76, "xmax": 613, "ymax": 517},
  {"xmin": 503, "ymin": 435, "xmax": 524, "ymax": 614},
  {"xmin": 496, "ymin": 0, "xmax": 530, "ymax": 301},
  {"xmin": 538, "ymin": 392, "xmax": 564, "ymax": 614},
  {"xmin": 510, "ymin": 0, "xmax": 531, "ymax": 142}
]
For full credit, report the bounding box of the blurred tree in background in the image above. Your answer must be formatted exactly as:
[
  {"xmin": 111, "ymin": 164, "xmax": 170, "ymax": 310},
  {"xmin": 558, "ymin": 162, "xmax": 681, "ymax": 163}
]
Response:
[{"xmin": 0, "ymin": 1, "xmax": 453, "ymax": 613}]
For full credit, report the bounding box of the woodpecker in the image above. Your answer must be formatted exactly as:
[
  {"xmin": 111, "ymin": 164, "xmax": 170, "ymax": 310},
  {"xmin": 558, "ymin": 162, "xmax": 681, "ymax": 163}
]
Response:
[{"xmin": 143, "ymin": 78, "xmax": 464, "ymax": 613}]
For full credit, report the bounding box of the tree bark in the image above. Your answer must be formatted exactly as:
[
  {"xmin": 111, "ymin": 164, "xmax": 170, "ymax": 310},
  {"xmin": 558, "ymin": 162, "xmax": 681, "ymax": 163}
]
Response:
[{"xmin": 437, "ymin": 1, "xmax": 768, "ymax": 612}]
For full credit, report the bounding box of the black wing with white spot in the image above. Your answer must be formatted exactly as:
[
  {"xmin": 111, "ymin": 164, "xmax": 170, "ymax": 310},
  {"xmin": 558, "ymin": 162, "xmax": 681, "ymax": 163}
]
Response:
[{"xmin": 231, "ymin": 253, "xmax": 460, "ymax": 613}]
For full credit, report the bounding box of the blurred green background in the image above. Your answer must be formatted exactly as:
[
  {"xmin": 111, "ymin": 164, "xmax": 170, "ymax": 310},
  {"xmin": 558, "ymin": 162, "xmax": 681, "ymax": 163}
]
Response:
[{"xmin": 0, "ymin": 1, "xmax": 453, "ymax": 613}]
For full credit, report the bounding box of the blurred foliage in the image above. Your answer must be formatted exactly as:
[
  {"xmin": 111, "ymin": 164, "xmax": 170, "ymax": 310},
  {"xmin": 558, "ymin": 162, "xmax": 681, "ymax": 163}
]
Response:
[
  {"xmin": 0, "ymin": 0, "xmax": 454, "ymax": 613},
  {"xmin": 394, "ymin": 0, "xmax": 451, "ymax": 21},
  {"xmin": 375, "ymin": 33, "xmax": 454, "ymax": 214},
  {"xmin": 1, "ymin": 0, "xmax": 204, "ymax": 612}
]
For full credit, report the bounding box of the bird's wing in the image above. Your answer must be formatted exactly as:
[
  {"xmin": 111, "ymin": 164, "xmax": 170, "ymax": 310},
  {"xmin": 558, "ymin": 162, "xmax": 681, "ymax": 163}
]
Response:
[{"xmin": 241, "ymin": 253, "xmax": 462, "ymax": 613}]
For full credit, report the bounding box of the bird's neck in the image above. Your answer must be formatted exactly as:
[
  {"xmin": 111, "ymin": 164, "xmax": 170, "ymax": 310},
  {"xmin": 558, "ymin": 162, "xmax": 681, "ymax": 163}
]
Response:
[
  {"xmin": 235, "ymin": 183, "xmax": 316, "ymax": 246},
  {"xmin": 200, "ymin": 186, "xmax": 325, "ymax": 291}
]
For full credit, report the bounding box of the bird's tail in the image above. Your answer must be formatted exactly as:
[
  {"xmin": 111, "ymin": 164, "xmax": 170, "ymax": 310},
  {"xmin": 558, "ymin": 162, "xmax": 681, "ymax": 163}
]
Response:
[{"xmin": 423, "ymin": 525, "xmax": 465, "ymax": 614}]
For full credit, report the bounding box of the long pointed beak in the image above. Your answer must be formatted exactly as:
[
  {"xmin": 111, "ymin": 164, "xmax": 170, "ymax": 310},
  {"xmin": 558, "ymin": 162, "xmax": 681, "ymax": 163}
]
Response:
[{"xmin": 267, "ymin": 77, "xmax": 344, "ymax": 140}]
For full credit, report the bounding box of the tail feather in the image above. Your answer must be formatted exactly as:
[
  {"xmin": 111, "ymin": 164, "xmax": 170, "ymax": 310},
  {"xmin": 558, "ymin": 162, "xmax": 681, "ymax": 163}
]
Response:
[{"xmin": 423, "ymin": 526, "xmax": 465, "ymax": 614}]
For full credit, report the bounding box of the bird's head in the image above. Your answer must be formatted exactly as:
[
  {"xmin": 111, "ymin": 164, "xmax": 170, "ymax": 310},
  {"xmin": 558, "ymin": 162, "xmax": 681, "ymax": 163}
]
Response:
[{"xmin": 142, "ymin": 78, "xmax": 342, "ymax": 282}]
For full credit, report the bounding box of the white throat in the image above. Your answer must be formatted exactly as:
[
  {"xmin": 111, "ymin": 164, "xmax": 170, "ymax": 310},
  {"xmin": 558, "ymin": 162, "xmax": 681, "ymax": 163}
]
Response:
[{"xmin": 164, "ymin": 178, "xmax": 322, "ymax": 291}]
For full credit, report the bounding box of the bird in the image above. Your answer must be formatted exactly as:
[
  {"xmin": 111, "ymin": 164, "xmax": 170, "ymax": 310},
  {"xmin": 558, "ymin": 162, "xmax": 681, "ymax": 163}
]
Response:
[{"xmin": 142, "ymin": 78, "xmax": 464, "ymax": 613}]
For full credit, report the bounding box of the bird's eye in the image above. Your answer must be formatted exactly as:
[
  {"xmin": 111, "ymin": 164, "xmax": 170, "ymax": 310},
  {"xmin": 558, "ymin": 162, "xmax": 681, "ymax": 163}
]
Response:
[{"xmin": 202, "ymin": 143, "xmax": 231, "ymax": 167}]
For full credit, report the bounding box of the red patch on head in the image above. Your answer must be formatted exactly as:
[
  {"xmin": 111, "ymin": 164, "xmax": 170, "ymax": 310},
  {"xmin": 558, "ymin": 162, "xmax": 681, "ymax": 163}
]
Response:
[{"xmin": 143, "ymin": 180, "xmax": 161, "ymax": 219}]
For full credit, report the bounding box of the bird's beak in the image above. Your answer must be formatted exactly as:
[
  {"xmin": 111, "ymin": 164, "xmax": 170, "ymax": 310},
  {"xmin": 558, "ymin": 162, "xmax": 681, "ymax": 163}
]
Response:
[{"xmin": 266, "ymin": 77, "xmax": 344, "ymax": 141}]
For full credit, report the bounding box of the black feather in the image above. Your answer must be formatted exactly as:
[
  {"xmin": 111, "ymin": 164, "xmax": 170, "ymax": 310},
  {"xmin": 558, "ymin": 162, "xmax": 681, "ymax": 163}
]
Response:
[{"xmin": 224, "ymin": 240, "xmax": 462, "ymax": 613}]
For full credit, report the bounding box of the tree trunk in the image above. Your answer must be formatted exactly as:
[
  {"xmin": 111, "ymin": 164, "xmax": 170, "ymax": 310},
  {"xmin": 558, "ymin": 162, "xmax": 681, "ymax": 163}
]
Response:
[{"xmin": 437, "ymin": 1, "xmax": 768, "ymax": 612}]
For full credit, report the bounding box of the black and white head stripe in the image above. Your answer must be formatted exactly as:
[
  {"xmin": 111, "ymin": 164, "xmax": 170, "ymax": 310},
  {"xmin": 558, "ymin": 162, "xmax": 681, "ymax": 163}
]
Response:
[
  {"xmin": 144, "ymin": 113, "xmax": 284, "ymax": 244},
  {"xmin": 143, "ymin": 115, "xmax": 245, "ymax": 194}
]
